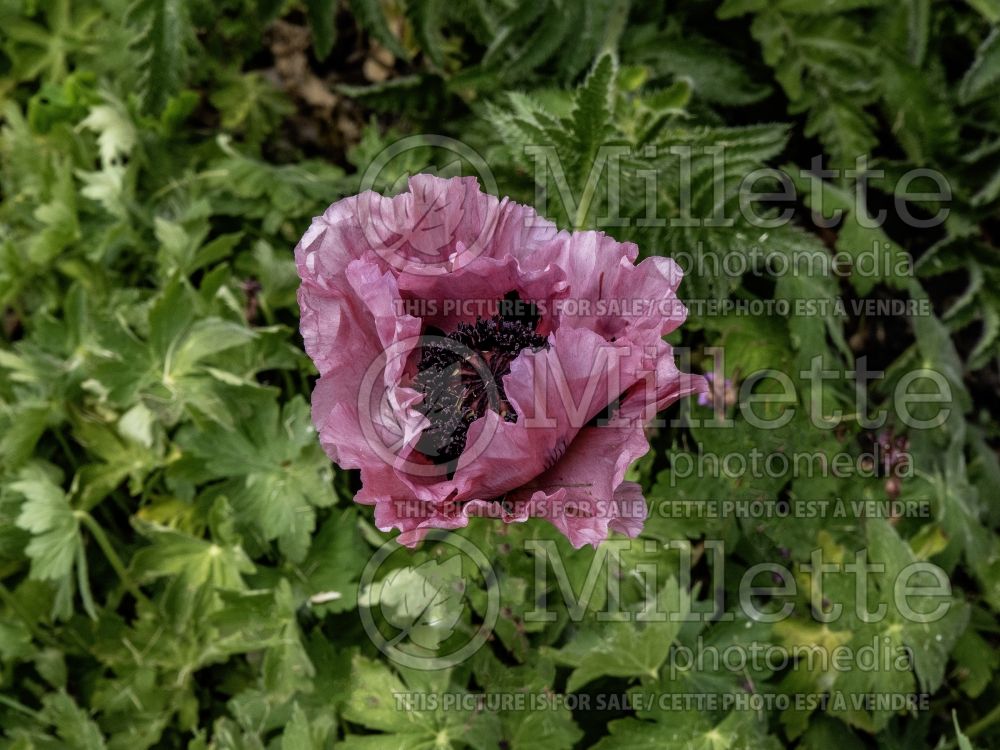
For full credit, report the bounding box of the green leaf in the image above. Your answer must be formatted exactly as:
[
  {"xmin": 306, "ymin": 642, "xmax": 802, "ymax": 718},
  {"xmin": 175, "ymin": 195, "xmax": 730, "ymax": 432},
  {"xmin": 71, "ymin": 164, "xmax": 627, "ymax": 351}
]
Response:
[
  {"xmin": 880, "ymin": 55, "xmax": 957, "ymax": 162},
  {"xmin": 173, "ymin": 391, "xmax": 335, "ymax": 562},
  {"xmin": 951, "ymin": 625, "xmax": 999, "ymax": 697},
  {"xmin": 306, "ymin": 0, "xmax": 338, "ymax": 60},
  {"xmin": 130, "ymin": 0, "xmax": 193, "ymax": 114},
  {"xmin": 359, "ymin": 554, "xmax": 466, "ymax": 652},
  {"xmin": 0, "ymin": 403, "xmax": 51, "ymax": 469},
  {"xmin": 342, "ymin": 654, "xmax": 501, "ymax": 747},
  {"xmin": 300, "ymin": 508, "xmax": 367, "ymax": 614},
  {"xmin": 14, "ymin": 472, "xmax": 76, "ymax": 581},
  {"xmin": 965, "ymin": 0, "xmax": 1000, "ymax": 22},
  {"xmin": 721, "ymin": 0, "xmax": 885, "ymax": 15},
  {"xmin": 282, "ymin": 703, "xmax": 325, "ymax": 750},
  {"xmin": 40, "ymin": 691, "xmax": 108, "ymax": 750},
  {"xmin": 631, "ymin": 35, "xmax": 772, "ymax": 106},
  {"xmin": 79, "ymin": 98, "xmax": 136, "ymax": 167},
  {"xmin": 751, "ymin": 12, "xmax": 878, "ymax": 168},
  {"xmin": 405, "ymin": 0, "xmax": 446, "ymax": 67},
  {"xmin": 546, "ymin": 577, "xmax": 689, "ymax": 691},
  {"xmin": 788, "ymin": 169, "xmax": 909, "ymax": 295},
  {"xmin": 592, "ymin": 711, "xmax": 781, "ymax": 750},
  {"xmin": 131, "ymin": 508, "xmax": 255, "ymax": 623},
  {"xmin": 953, "ymin": 711, "xmax": 977, "ymax": 750},
  {"xmin": 342, "ymin": 654, "xmax": 437, "ymax": 734},
  {"xmin": 569, "ymin": 53, "xmax": 616, "ymax": 227},
  {"xmin": 471, "ymin": 651, "xmax": 583, "ymax": 749},
  {"xmin": 348, "ymin": 0, "xmax": 408, "ymax": 59},
  {"xmin": 960, "ymin": 27, "xmax": 1000, "ymax": 104},
  {"xmin": 12, "ymin": 465, "xmax": 95, "ymax": 619},
  {"xmin": 866, "ymin": 518, "xmax": 970, "ymax": 693}
]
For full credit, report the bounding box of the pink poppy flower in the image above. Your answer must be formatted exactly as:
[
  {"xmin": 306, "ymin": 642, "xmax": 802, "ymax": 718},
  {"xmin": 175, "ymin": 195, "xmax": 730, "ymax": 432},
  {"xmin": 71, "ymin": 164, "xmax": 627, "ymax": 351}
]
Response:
[{"xmin": 296, "ymin": 175, "xmax": 705, "ymax": 548}]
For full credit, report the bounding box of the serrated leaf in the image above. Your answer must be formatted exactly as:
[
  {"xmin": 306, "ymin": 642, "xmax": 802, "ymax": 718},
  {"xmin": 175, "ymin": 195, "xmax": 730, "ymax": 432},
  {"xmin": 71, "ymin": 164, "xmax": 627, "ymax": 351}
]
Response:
[
  {"xmin": 360, "ymin": 554, "xmax": 465, "ymax": 651},
  {"xmin": 79, "ymin": 99, "xmax": 136, "ymax": 167},
  {"xmin": 349, "ymin": 0, "xmax": 408, "ymax": 59},
  {"xmin": 960, "ymin": 27, "xmax": 1000, "ymax": 104},
  {"xmin": 342, "ymin": 654, "xmax": 436, "ymax": 734},
  {"xmin": 406, "ymin": 0, "xmax": 446, "ymax": 67},
  {"xmin": 547, "ymin": 577, "xmax": 688, "ymax": 691},
  {"xmin": 41, "ymin": 691, "xmax": 108, "ymax": 750},
  {"xmin": 173, "ymin": 391, "xmax": 334, "ymax": 562},
  {"xmin": 13, "ymin": 469, "xmax": 79, "ymax": 582},
  {"xmin": 10, "ymin": 467, "xmax": 97, "ymax": 621},
  {"xmin": 592, "ymin": 711, "xmax": 781, "ymax": 750},
  {"xmin": 130, "ymin": 0, "xmax": 192, "ymax": 114}
]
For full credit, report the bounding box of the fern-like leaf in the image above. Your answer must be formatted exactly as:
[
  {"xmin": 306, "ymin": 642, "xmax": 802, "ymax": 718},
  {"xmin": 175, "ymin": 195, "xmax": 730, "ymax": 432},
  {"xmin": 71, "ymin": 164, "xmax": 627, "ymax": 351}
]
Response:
[
  {"xmin": 567, "ymin": 53, "xmax": 617, "ymax": 221},
  {"xmin": 349, "ymin": 0, "xmax": 409, "ymax": 59},
  {"xmin": 129, "ymin": 0, "xmax": 192, "ymax": 115},
  {"xmin": 960, "ymin": 27, "xmax": 1000, "ymax": 104},
  {"xmin": 406, "ymin": 0, "xmax": 446, "ymax": 68}
]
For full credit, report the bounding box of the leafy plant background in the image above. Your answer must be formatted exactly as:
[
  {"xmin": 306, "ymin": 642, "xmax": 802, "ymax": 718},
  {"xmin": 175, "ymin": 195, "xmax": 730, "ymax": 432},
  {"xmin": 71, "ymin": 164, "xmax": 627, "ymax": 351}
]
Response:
[{"xmin": 1, "ymin": 0, "xmax": 1000, "ymax": 747}]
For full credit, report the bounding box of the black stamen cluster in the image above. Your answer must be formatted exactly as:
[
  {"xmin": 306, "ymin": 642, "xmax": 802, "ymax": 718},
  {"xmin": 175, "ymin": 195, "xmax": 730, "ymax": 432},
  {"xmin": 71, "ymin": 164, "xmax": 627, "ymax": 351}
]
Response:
[{"xmin": 412, "ymin": 296, "xmax": 547, "ymax": 469}]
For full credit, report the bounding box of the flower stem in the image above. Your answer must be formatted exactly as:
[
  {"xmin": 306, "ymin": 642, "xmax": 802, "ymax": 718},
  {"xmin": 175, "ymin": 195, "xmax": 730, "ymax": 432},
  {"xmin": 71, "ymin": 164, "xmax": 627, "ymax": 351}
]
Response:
[
  {"xmin": 966, "ymin": 702, "xmax": 1000, "ymax": 739},
  {"xmin": 75, "ymin": 510, "xmax": 152, "ymax": 609}
]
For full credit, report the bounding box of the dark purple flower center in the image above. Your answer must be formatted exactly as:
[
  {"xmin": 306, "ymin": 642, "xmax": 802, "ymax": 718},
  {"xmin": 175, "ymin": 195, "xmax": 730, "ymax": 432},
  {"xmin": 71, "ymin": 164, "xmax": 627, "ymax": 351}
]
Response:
[{"xmin": 412, "ymin": 293, "xmax": 547, "ymax": 468}]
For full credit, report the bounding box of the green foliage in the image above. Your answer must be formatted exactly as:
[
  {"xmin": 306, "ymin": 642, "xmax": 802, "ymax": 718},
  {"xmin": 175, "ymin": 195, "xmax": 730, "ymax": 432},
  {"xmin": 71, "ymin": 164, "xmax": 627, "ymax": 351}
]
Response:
[
  {"xmin": 128, "ymin": 0, "xmax": 193, "ymax": 115},
  {"xmin": 960, "ymin": 27, "xmax": 1000, "ymax": 104},
  {"xmin": 2, "ymin": 1, "xmax": 1000, "ymax": 749},
  {"xmin": 305, "ymin": 0, "xmax": 338, "ymax": 60}
]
